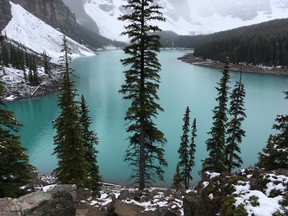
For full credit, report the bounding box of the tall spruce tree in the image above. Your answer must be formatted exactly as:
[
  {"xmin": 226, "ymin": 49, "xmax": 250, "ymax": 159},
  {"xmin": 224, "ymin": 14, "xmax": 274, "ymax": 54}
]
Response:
[
  {"xmin": 53, "ymin": 36, "xmax": 90, "ymax": 188},
  {"xmin": 257, "ymin": 92, "xmax": 288, "ymax": 170},
  {"xmin": 0, "ymin": 34, "xmax": 3, "ymax": 72},
  {"xmin": 187, "ymin": 118, "xmax": 197, "ymax": 186},
  {"xmin": 202, "ymin": 58, "xmax": 230, "ymax": 174},
  {"xmin": 178, "ymin": 106, "xmax": 191, "ymax": 189},
  {"xmin": 0, "ymin": 80, "xmax": 35, "ymax": 198},
  {"xmin": 119, "ymin": 0, "xmax": 167, "ymax": 190},
  {"xmin": 80, "ymin": 95, "xmax": 102, "ymax": 192},
  {"xmin": 43, "ymin": 51, "xmax": 51, "ymax": 74},
  {"xmin": 172, "ymin": 164, "xmax": 182, "ymax": 190},
  {"xmin": 225, "ymin": 73, "xmax": 246, "ymax": 173}
]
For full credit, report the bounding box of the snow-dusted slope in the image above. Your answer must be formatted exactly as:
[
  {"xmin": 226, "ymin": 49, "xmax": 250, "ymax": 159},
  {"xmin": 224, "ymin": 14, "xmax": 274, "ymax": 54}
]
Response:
[
  {"xmin": 2, "ymin": 2, "xmax": 94, "ymax": 60},
  {"xmin": 82, "ymin": 0, "xmax": 288, "ymax": 40}
]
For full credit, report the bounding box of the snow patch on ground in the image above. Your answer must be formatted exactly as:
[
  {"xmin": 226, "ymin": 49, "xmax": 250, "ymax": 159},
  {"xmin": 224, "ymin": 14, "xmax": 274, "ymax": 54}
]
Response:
[
  {"xmin": 0, "ymin": 65, "xmax": 60, "ymax": 101},
  {"xmin": 232, "ymin": 173, "xmax": 288, "ymax": 216}
]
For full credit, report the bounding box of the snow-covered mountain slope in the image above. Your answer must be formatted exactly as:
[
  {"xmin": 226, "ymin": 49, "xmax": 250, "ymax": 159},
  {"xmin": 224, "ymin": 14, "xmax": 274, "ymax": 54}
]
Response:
[
  {"xmin": 2, "ymin": 2, "xmax": 94, "ymax": 60},
  {"xmin": 80, "ymin": 0, "xmax": 288, "ymax": 40}
]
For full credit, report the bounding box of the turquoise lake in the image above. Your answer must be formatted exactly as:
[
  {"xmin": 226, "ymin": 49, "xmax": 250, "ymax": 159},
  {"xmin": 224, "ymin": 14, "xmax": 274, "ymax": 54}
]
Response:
[{"xmin": 7, "ymin": 49, "xmax": 288, "ymax": 186}]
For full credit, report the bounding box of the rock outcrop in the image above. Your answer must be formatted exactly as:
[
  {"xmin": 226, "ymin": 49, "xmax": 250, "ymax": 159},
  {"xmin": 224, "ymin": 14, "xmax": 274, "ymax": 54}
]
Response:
[
  {"xmin": 183, "ymin": 169, "xmax": 288, "ymax": 216},
  {"xmin": 62, "ymin": 0, "xmax": 99, "ymax": 35},
  {"xmin": 11, "ymin": 0, "xmax": 77, "ymax": 35},
  {"xmin": 9, "ymin": 0, "xmax": 123, "ymax": 50},
  {"xmin": 0, "ymin": 0, "xmax": 12, "ymax": 31},
  {"xmin": 0, "ymin": 185, "xmax": 77, "ymax": 216}
]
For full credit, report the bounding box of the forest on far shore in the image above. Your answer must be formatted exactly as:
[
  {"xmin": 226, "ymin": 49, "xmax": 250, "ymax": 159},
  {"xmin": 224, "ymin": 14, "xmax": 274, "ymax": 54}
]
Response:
[{"xmin": 160, "ymin": 18, "xmax": 288, "ymax": 67}]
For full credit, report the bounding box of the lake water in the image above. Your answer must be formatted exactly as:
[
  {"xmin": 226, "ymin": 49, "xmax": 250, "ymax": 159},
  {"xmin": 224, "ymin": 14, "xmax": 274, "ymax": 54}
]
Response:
[{"xmin": 7, "ymin": 49, "xmax": 288, "ymax": 186}]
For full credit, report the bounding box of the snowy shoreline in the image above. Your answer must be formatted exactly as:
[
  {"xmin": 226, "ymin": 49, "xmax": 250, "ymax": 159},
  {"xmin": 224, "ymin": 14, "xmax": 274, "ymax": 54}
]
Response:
[{"xmin": 1, "ymin": 66, "xmax": 61, "ymax": 102}]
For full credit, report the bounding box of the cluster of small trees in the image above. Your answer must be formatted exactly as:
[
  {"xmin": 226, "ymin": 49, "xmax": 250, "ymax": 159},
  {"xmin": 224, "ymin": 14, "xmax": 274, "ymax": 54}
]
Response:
[
  {"xmin": 0, "ymin": 35, "xmax": 102, "ymax": 197},
  {"xmin": 52, "ymin": 36, "xmax": 101, "ymax": 191},
  {"xmin": 173, "ymin": 107, "xmax": 197, "ymax": 189},
  {"xmin": 202, "ymin": 59, "xmax": 247, "ymax": 175},
  {"xmin": 172, "ymin": 59, "xmax": 247, "ymax": 189},
  {"xmin": 0, "ymin": 36, "xmax": 52, "ymax": 86}
]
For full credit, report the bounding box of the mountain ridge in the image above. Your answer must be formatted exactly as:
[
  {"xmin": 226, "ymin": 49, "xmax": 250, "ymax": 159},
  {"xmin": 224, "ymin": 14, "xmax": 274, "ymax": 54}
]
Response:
[{"xmin": 62, "ymin": 0, "xmax": 288, "ymax": 41}]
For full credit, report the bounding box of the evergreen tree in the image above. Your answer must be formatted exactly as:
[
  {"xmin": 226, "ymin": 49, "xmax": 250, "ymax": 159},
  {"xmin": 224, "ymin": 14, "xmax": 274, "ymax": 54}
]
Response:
[
  {"xmin": 1, "ymin": 41, "xmax": 9, "ymax": 67},
  {"xmin": 187, "ymin": 118, "xmax": 197, "ymax": 186},
  {"xmin": 119, "ymin": 0, "xmax": 167, "ymax": 190},
  {"xmin": 178, "ymin": 106, "xmax": 191, "ymax": 189},
  {"xmin": 0, "ymin": 34, "xmax": 4, "ymax": 72},
  {"xmin": 172, "ymin": 164, "xmax": 182, "ymax": 190},
  {"xmin": 202, "ymin": 58, "xmax": 230, "ymax": 174},
  {"xmin": 225, "ymin": 73, "xmax": 246, "ymax": 173},
  {"xmin": 257, "ymin": 93, "xmax": 288, "ymax": 170},
  {"xmin": 28, "ymin": 68, "xmax": 33, "ymax": 84},
  {"xmin": 0, "ymin": 80, "xmax": 35, "ymax": 198},
  {"xmin": 53, "ymin": 36, "xmax": 90, "ymax": 188},
  {"xmin": 43, "ymin": 51, "xmax": 50, "ymax": 74},
  {"xmin": 79, "ymin": 95, "xmax": 102, "ymax": 192}
]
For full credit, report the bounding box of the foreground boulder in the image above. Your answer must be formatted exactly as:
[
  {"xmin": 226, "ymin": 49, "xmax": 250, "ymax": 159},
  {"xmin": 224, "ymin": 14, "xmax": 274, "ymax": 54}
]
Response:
[{"xmin": 0, "ymin": 185, "xmax": 76, "ymax": 216}]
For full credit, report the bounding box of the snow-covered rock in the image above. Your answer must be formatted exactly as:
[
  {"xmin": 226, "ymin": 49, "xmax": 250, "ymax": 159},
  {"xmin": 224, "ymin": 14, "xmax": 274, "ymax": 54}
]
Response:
[{"xmin": 2, "ymin": 2, "xmax": 94, "ymax": 60}]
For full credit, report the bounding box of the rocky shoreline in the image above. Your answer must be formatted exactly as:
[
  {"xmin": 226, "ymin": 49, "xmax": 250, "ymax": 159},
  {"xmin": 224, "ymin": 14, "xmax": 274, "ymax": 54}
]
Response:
[
  {"xmin": 1, "ymin": 66, "xmax": 61, "ymax": 101},
  {"xmin": 4, "ymin": 78, "xmax": 61, "ymax": 101},
  {"xmin": 2, "ymin": 168, "xmax": 287, "ymax": 216},
  {"xmin": 178, "ymin": 53, "xmax": 288, "ymax": 76}
]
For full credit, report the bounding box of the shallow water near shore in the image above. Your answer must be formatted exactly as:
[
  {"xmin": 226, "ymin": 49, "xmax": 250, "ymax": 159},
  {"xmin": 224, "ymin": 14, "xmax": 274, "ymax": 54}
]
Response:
[{"xmin": 7, "ymin": 49, "xmax": 288, "ymax": 186}]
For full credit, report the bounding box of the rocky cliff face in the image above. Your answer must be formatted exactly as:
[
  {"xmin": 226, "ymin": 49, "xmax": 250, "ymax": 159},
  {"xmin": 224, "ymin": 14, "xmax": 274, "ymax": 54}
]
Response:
[
  {"xmin": 11, "ymin": 0, "xmax": 77, "ymax": 35},
  {"xmin": 8, "ymin": 0, "xmax": 121, "ymax": 49},
  {"xmin": 0, "ymin": 0, "xmax": 12, "ymax": 31},
  {"xmin": 62, "ymin": 0, "xmax": 99, "ymax": 35}
]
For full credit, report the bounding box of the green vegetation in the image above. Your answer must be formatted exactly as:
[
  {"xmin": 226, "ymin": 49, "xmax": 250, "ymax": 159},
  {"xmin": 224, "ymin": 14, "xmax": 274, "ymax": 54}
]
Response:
[
  {"xmin": 53, "ymin": 36, "xmax": 91, "ymax": 188},
  {"xmin": 176, "ymin": 106, "xmax": 197, "ymax": 189},
  {"xmin": 161, "ymin": 19, "xmax": 288, "ymax": 67},
  {"xmin": 0, "ymin": 74, "xmax": 35, "ymax": 198},
  {"xmin": 202, "ymin": 60, "xmax": 247, "ymax": 175},
  {"xmin": 257, "ymin": 92, "xmax": 288, "ymax": 170},
  {"xmin": 178, "ymin": 106, "xmax": 191, "ymax": 188},
  {"xmin": 188, "ymin": 118, "xmax": 197, "ymax": 185},
  {"xmin": 202, "ymin": 58, "xmax": 230, "ymax": 173},
  {"xmin": 119, "ymin": 0, "xmax": 167, "ymax": 190},
  {"xmin": 172, "ymin": 164, "xmax": 182, "ymax": 190},
  {"xmin": 193, "ymin": 19, "xmax": 288, "ymax": 66},
  {"xmin": 80, "ymin": 95, "xmax": 102, "ymax": 192},
  {"xmin": 226, "ymin": 73, "xmax": 246, "ymax": 173}
]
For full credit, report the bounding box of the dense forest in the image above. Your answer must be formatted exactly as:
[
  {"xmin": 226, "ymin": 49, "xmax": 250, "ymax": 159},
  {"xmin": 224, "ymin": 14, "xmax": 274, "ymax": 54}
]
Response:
[{"xmin": 161, "ymin": 18, "xmax": 288, "ymax": 67}]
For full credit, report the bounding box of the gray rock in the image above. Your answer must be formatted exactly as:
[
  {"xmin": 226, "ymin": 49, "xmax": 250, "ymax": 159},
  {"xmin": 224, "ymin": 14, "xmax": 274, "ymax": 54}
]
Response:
[
  {"xmin": 48, "ymin": 184, "xmax": 77, "ymax": 202},
  {"xmin": 0, "ymin": 198, "xmax": 21, "ymax": 216},
  {"xmin": 18, "ymin": 191, "xmax": 52, "ymax": 212},
  {"xmin": 117, "ymin": 190, "xmax": 130, "ymax": 201},
  {"xmin": 114, "ymin": 201, "xmax": 138, "ymax": 216},
  {"xmin": 76, "ymin": 188, "xmax": 91, "ymax": 202},
  {"xmin": 154, "ymin": 207, "xmax": 177, "ymax": 216},
  {"xmin": 183, "ymin": 193, "xmax": 201, "ymax": 216},
  {"xmin": 0, "ymin": 185, "xmax": 76, "ymax": 216},
  {"xmin": 25, "ymin": 191, "xmax": 75, "ymax": 216}
]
